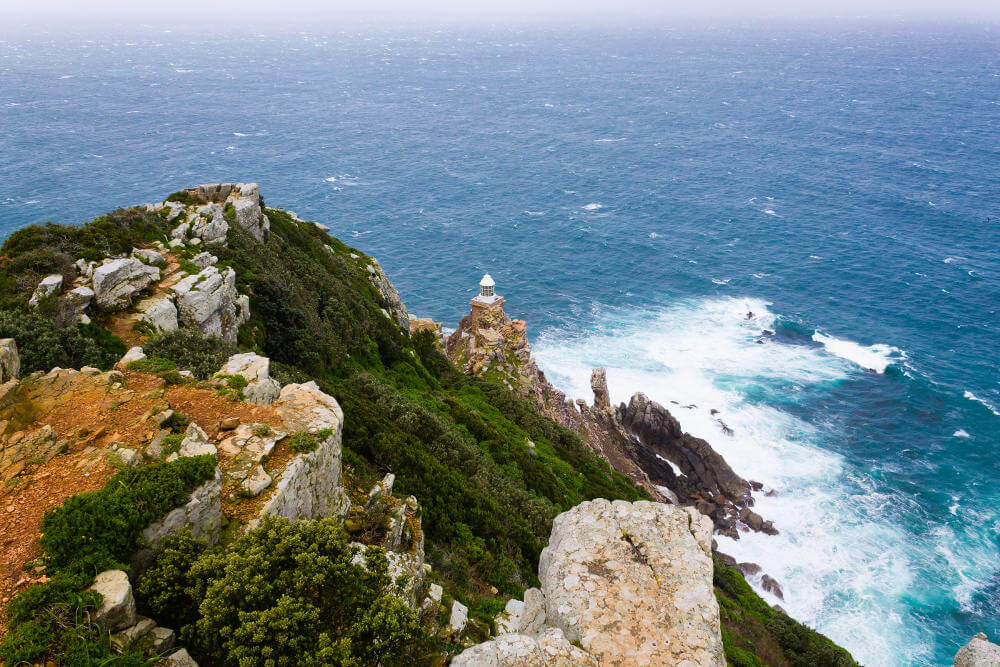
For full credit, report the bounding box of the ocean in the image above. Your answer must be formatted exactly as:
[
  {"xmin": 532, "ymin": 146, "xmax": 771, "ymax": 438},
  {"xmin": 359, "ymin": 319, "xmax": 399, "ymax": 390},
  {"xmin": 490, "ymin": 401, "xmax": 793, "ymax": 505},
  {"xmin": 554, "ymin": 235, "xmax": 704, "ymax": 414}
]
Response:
[{"xmin": 1, "ymin": 17, "xmax": 998, "ymax": 665}]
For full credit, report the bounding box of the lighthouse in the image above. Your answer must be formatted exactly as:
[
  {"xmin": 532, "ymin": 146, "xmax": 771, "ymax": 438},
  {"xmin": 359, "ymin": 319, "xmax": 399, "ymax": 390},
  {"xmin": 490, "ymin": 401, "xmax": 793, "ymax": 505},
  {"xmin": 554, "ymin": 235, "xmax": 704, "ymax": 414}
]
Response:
[{"xmin": 470, "ymin": 273, "xmax": 504, "ymax": 325}]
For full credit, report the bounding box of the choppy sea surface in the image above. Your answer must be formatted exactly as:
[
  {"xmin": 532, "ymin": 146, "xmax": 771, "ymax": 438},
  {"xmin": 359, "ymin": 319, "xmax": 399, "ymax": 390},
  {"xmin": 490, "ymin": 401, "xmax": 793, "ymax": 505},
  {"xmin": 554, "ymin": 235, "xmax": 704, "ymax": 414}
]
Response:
[{"xmin": 2, "ymin": 18, "xmax": 999, "ymax": 665}]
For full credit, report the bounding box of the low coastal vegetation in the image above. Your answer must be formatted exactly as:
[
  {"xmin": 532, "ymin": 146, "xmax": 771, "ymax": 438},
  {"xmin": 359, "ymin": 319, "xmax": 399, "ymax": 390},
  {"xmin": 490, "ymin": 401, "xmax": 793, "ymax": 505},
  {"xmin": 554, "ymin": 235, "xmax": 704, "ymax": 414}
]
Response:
[{"xmin": 0, "ymin": 193, "xmax": 857, "ymax": 665}]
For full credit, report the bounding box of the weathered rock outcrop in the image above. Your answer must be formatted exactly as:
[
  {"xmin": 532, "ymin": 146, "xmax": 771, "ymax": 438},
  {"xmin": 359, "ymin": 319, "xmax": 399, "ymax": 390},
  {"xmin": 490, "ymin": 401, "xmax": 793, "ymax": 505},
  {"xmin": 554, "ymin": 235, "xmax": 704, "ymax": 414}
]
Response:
[
  {"xmin": 453, "ymin": 628, "xmax": 596, "ymax": 666},
  {"xmin": 0, "ymin": 338, "xmax": 19, "ymax": 384},
  {"xmin": 181, "ymin": 182, "xmax": 270, "ymax": 242},
  {"xmin": 29, "ymin": 273, "xmax": 64, "ymax": 307},
  {"xmin": 454, "ymin": 499, "xmax": 724, "ymax": 666},
  {"xmin": 92, "ymin": 258, "xmax": 160, "ymax": 310},
  {"xmin": 262, "ymin": 382, "xmax": 350, "ymax": 521},
  {"xmin": 955, "ymin": 633, "xmax": 1000, "ymax": 667},
  {"xmin": 172, "ymin": 266, "xmax": 249, "ymax": 344},
  {"xmin": 366, "ymin": 259, "xmax": 409, "ymax": 331},
  {"xmin": 89, "ymin": 570, "xmax": 137, "ymax": 631},
  {"xmin": 216, "ymin": 352, "xmax": 281, "ymax": 405},
  {"xmin": 135, "ymin": 292, "xmax": 179, "ymax": 333}
]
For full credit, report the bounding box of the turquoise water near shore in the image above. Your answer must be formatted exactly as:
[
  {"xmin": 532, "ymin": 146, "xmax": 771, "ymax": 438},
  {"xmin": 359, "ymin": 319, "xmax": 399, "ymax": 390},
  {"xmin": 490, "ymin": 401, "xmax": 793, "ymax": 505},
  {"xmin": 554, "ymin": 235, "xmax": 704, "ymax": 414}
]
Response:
[{"xmin": 1, "ymin": 18, "xmax": 998, "ymax": 665}]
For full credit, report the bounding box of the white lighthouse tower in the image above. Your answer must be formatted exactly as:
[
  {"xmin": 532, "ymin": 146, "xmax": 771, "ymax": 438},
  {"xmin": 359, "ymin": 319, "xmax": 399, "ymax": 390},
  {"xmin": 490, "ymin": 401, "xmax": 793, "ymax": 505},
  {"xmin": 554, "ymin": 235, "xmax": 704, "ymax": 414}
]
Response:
[
  {"xmin": 478, "ymin": 273, "xmax": 496, "ymax": 300},
  {"xmin": 470, "ymin": 273, "xmax": 504, "ymax": 325}
]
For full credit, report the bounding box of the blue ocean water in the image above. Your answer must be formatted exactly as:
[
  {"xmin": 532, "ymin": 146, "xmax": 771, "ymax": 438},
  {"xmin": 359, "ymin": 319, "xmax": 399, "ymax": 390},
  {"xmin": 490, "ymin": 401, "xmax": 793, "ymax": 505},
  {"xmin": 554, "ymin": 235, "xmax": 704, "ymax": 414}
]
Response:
[{"xmin": 2, "ymin": 17, "xmax": 999, "ymax": 665}]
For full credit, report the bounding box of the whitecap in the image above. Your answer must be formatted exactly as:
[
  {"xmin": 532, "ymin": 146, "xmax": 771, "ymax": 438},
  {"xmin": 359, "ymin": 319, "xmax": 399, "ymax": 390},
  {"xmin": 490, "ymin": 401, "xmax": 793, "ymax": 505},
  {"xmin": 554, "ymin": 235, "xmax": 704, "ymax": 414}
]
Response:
[
  {"xmin": 532, "ymin": 296, "xmax": 921, "ymax": 665},
  {"xmin": 649, "ymin": 232, "xmax": 661, "ymax": 239},
  {"xmin": 752, "ymin": 273, "xmax": 769, "ymax": 279},
  {"xmin": 711, "ymin": 278, "xmax": 731, "ymax": 285},
  {"xmin": 233, "ymin": 132, "xmax": 248, "ymax": 137},
  {"xmin": 763, "ymin": 208, "xmax": 779, "ymax": 216},
  {"xmin": 809, "ymin": 255, "xmax": 822, "ymax": 260},
  {"xmin": 963, "ymin": 391, "xmax": 1000, "ymax": 416},
  {"xmin": 594, "ymin": 138, "xmax": 625, "ymax": 143},
  {"xmin": 174, "ymin": 68, "xmax": 193, "ymax": 73},
  {"xmin": 523, "ymin": 210, "xmax": 546, "ymax": 216},
  {"xmin": 23, "ymin": 200, "xmax": 40, "ymax": 205},
  {"xmin": 581, "ymin": 203, "xmax": 604, "ymax": 211},
  {"xmin": 59, "ymin": 75, "xmax": 74, "ymax": 79},
  {"xmin": 811, "ymin": 331, "xmax": 904, "ymax": 373},
  {"xmin": 953, "ymin": 429, "xmax": 970, "ymax": 438}
]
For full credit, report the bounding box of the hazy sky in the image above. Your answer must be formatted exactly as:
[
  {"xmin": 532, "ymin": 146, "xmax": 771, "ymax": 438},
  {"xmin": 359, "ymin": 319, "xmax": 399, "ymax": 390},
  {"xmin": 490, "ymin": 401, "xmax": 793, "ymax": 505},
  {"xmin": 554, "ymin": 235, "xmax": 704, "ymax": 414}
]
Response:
[{"xmin": 2, "ymin": 0, "xmax": 999, "ymax": 21}]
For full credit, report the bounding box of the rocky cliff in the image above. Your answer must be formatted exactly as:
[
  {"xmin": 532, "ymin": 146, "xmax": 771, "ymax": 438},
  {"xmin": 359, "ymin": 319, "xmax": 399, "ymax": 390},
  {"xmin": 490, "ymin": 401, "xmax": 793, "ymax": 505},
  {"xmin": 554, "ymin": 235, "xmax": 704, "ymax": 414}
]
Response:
[
  {"xmin": 445, "ymin": 288, "xmax": 775, "ymax": 540},
  {"xmin": 0, "ymin": 183, "xmax": 854, "ymax": 667},
  {"xmin": 455, "ymin": 499, "xmax": 724, "ymax": 666}
]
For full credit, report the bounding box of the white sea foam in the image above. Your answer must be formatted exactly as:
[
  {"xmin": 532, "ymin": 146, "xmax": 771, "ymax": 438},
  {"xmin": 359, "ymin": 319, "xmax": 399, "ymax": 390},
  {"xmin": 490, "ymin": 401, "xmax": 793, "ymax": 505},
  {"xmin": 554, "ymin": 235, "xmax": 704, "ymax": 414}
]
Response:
[
  {"xmin": 764, "ymin": 208, "xmax": 779, "ymax": 216},
  {"xmin": 649, "ymin": 232, "xmax": 661, "ymax": 238},
  {"xmin": 953, "ymin": 429, "xmax": 970, "ymax": 438},
  {"xmin": 811, "ymin": 331, "xmax": 904, "ymax": 373},
  {"xmin": 581, "ymin": 203, "xmax": 604, "ymax": 211},
  {"xmin": 233, "ymin": 132, "xmax": 248, "ymax": 137},
  {"xmin": 532, "ymin": 296, "xmax": 930, "ymax": 665},
  {"xmin": 963, "ymin": 391, "xmax": 1000, "ymax": 416},
  {"xmin": 711, "ymin": 278, "xmax": 731, "ymax": 285}
]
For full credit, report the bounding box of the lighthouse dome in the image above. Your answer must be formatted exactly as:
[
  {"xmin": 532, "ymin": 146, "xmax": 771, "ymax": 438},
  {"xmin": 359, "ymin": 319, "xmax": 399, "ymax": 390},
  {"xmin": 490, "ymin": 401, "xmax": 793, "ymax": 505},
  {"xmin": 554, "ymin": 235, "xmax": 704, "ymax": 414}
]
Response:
[{"xmin": 479, "ymin": 273, "xmax": 495, "ymax": 287}]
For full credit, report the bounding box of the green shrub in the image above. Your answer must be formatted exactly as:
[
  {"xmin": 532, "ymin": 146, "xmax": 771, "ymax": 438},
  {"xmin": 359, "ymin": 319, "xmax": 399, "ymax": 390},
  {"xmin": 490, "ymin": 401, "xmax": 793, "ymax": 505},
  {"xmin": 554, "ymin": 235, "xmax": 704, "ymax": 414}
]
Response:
[
  {"xmin": 139, "ymin": 515, "xmax": 423, "ymax": 666},
  {"xmin": 143, "ymin": 328, "xmax": 235, "ymax": 380},
  {"xmin": 127, "ymin": 356, "xmax": 177, "ymax": 374},
  {"xmin": 287, "ymin": 431, "xmax": 319, "ymax": 453},
  {"xmin": 165, "ymin": 190, "xmax": 203, "ymax": 206},
  {"xmin": 713, "ymin": 556, "xmax": 856, "ymax": 667},
  {"xmin": 40, "ymin": 455, "xmax": 216, "ymax": 573},
  {"xmin": 0, "ymin": 309, "xmax": 123, "ymax": 373},
  {"xmin": 1, "ymin": 456, "xmax": 216, "ymax": 664}
]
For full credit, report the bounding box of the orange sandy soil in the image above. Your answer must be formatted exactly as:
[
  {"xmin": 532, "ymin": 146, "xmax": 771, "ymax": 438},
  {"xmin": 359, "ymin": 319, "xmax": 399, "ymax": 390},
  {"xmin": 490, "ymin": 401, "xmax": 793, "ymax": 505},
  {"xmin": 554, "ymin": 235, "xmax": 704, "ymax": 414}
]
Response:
[{"xmin": 0, "ymin": 371, "xmax": 282, "ymax": 636}]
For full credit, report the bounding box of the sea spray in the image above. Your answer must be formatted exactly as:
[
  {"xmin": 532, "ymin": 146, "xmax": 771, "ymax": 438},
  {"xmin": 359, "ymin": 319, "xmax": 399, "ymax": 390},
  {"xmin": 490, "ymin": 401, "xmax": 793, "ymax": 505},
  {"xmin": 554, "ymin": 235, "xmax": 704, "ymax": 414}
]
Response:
[{"xmin": 533, "ymin": 296, "xmax": 927, "ymax": 666}]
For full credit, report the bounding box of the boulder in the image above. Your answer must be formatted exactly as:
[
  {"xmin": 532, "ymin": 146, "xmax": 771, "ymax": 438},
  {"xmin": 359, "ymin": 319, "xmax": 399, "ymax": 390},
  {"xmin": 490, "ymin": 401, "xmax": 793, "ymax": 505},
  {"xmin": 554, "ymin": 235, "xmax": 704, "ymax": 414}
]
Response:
[
  {"xmin": 92, "ymin": 258, "xmax": 160, "ymax": 310},
  {"xmin": 160, "ymin": 648, "xmax": 199, "ymax": 666},
  {"xmin": 0, "ymin": 338, "xmax": 19, "ymax": 383},
  {"xmin": 28, "ymin": 273, "xmax": 63, "ymax": 306},
  {"xmin": 117, "ymin": 346, "xmax": 146, "ymax": 370},
  {"xmin": 110, "ymin": 616, "xmax": 156, "ymax": 650},
  {"xmin": 495, "ymin": 598, "xmax": 525, "ymax": 635},
  {"xmin": 216, "ymin": 352, "xmax": 281, "ymax": 405},
  {"xmin": 240, "ymin": 465, "xmax": 272, "ymax": 497},
  {"xmin": 136, "ymin": 292, "xmax": 179, "ymax": 333},
  {"xmin": 172, "ymin": 266, "xmax": 249, "ymax": 344},
  {"xmin": 132, "ymin": 248, "xmax": 166, "ymax": 267},
  {"xmin": 538, "ymin": 499, "xmax": 724, "ymax": 666},
  {"xmin": 955, "ymin": 633, "xmax": 1000, "ymax": 667},
  {"xmin": 190, "ymin": 251, "xmax": 217, "ymax": 269},
  {"xmin": 189, "ymin": 204, "xmax": 228, "ymax": 244},
  {"xmin": 449, "ymin": 600, "xmax": 468, "ymax": 636},
  {"xmin": 149, "ymin": 626, "xmax": 176, "ymax": 654},
  {"xmin": 64, "ymin": 285, "xmax": 95, "ymax": 315},
  {"xmin": 452, "ymin": 628, "xmax": 597, "ymax": 666},
  {"xmin": 167, "ymin": 422, "xmax": 216, "ymax": 460},
  {"xmin": 89, "ymin": 570, "xmax": 137, "ymax": 631}
]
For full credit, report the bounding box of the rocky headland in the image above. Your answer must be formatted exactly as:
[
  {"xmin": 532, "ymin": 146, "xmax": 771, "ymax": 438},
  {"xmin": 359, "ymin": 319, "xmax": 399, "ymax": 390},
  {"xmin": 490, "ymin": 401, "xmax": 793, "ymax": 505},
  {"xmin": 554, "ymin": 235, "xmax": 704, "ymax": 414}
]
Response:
[{"xmin": 0, "ymin": 182, "xmax": 921, "ymax": 666}]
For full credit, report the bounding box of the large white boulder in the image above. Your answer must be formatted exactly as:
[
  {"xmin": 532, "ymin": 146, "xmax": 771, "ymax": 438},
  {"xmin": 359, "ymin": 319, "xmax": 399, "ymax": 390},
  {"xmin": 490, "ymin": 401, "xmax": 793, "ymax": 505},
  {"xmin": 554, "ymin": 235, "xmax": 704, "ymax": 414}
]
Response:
[
  {"xmin": 233, "ymin": 196, "xmax": 269, "ymax": 242},
  {"xmin": 166, "ymin": 422, "xmax": 216, "ymax": 460},
  {"xmin": 216, "ymin": 352, "xmax": 281, "ymax": 405},
  {"xmin": 955, "ymin": 633, "xmax": 1000, "ymax": 667},
  {"xmin": 135, "ymin": 292, "xmax": 178, "ymax": 333},
  {"xmin": 92, "ymin": 258, "xmax": 159, "ymax": 310},
  {"xmin": 88, "ymin": 570, "xmax": 136, "ymax": 631},
  {"xmin": 64, "ymin": 285, "xmax": 95, "ymax": 315},
  {"xmin": 131, "ymin": 247, "xmax": 166, "ymax": 267},
  {"xmin": 28, "ymin": 273, "xmax": 63, "ymax": 306},
  {"xmin": 172, "ymin": 266, "xmax": 249, "ymax": 344},
  {"xmin": 538, "ymin": 499, "xmax": 724, "ymax": 666}
]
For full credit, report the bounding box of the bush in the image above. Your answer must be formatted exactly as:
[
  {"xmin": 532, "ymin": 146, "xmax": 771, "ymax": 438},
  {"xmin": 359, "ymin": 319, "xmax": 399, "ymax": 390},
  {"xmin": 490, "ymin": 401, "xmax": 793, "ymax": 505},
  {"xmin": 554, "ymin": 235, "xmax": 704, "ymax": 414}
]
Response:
[
  {"xmin": 1, "ymin": 456, "xmax": 216, "ymax": 664},
  {"xmin": 143, "ymin": 328, "xmax": 235, "ymax": 379},
  {"xmin": 40, "ymin": 455, "xmax": 217, "ymax": 572},
  {"xmin": 713, "ymin": 556, "xmax": 856, "ymax": 667},
  {"xmin": 0, "ymin": 309, "xmax": 124, "ymax": 373},
  {"xmin": 127, "ymin": 356, "xmax": 177, "ymax": 374},
  {"xmin": 139, "ymin": 515, "xmax": 423, "ymax": 666}
]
